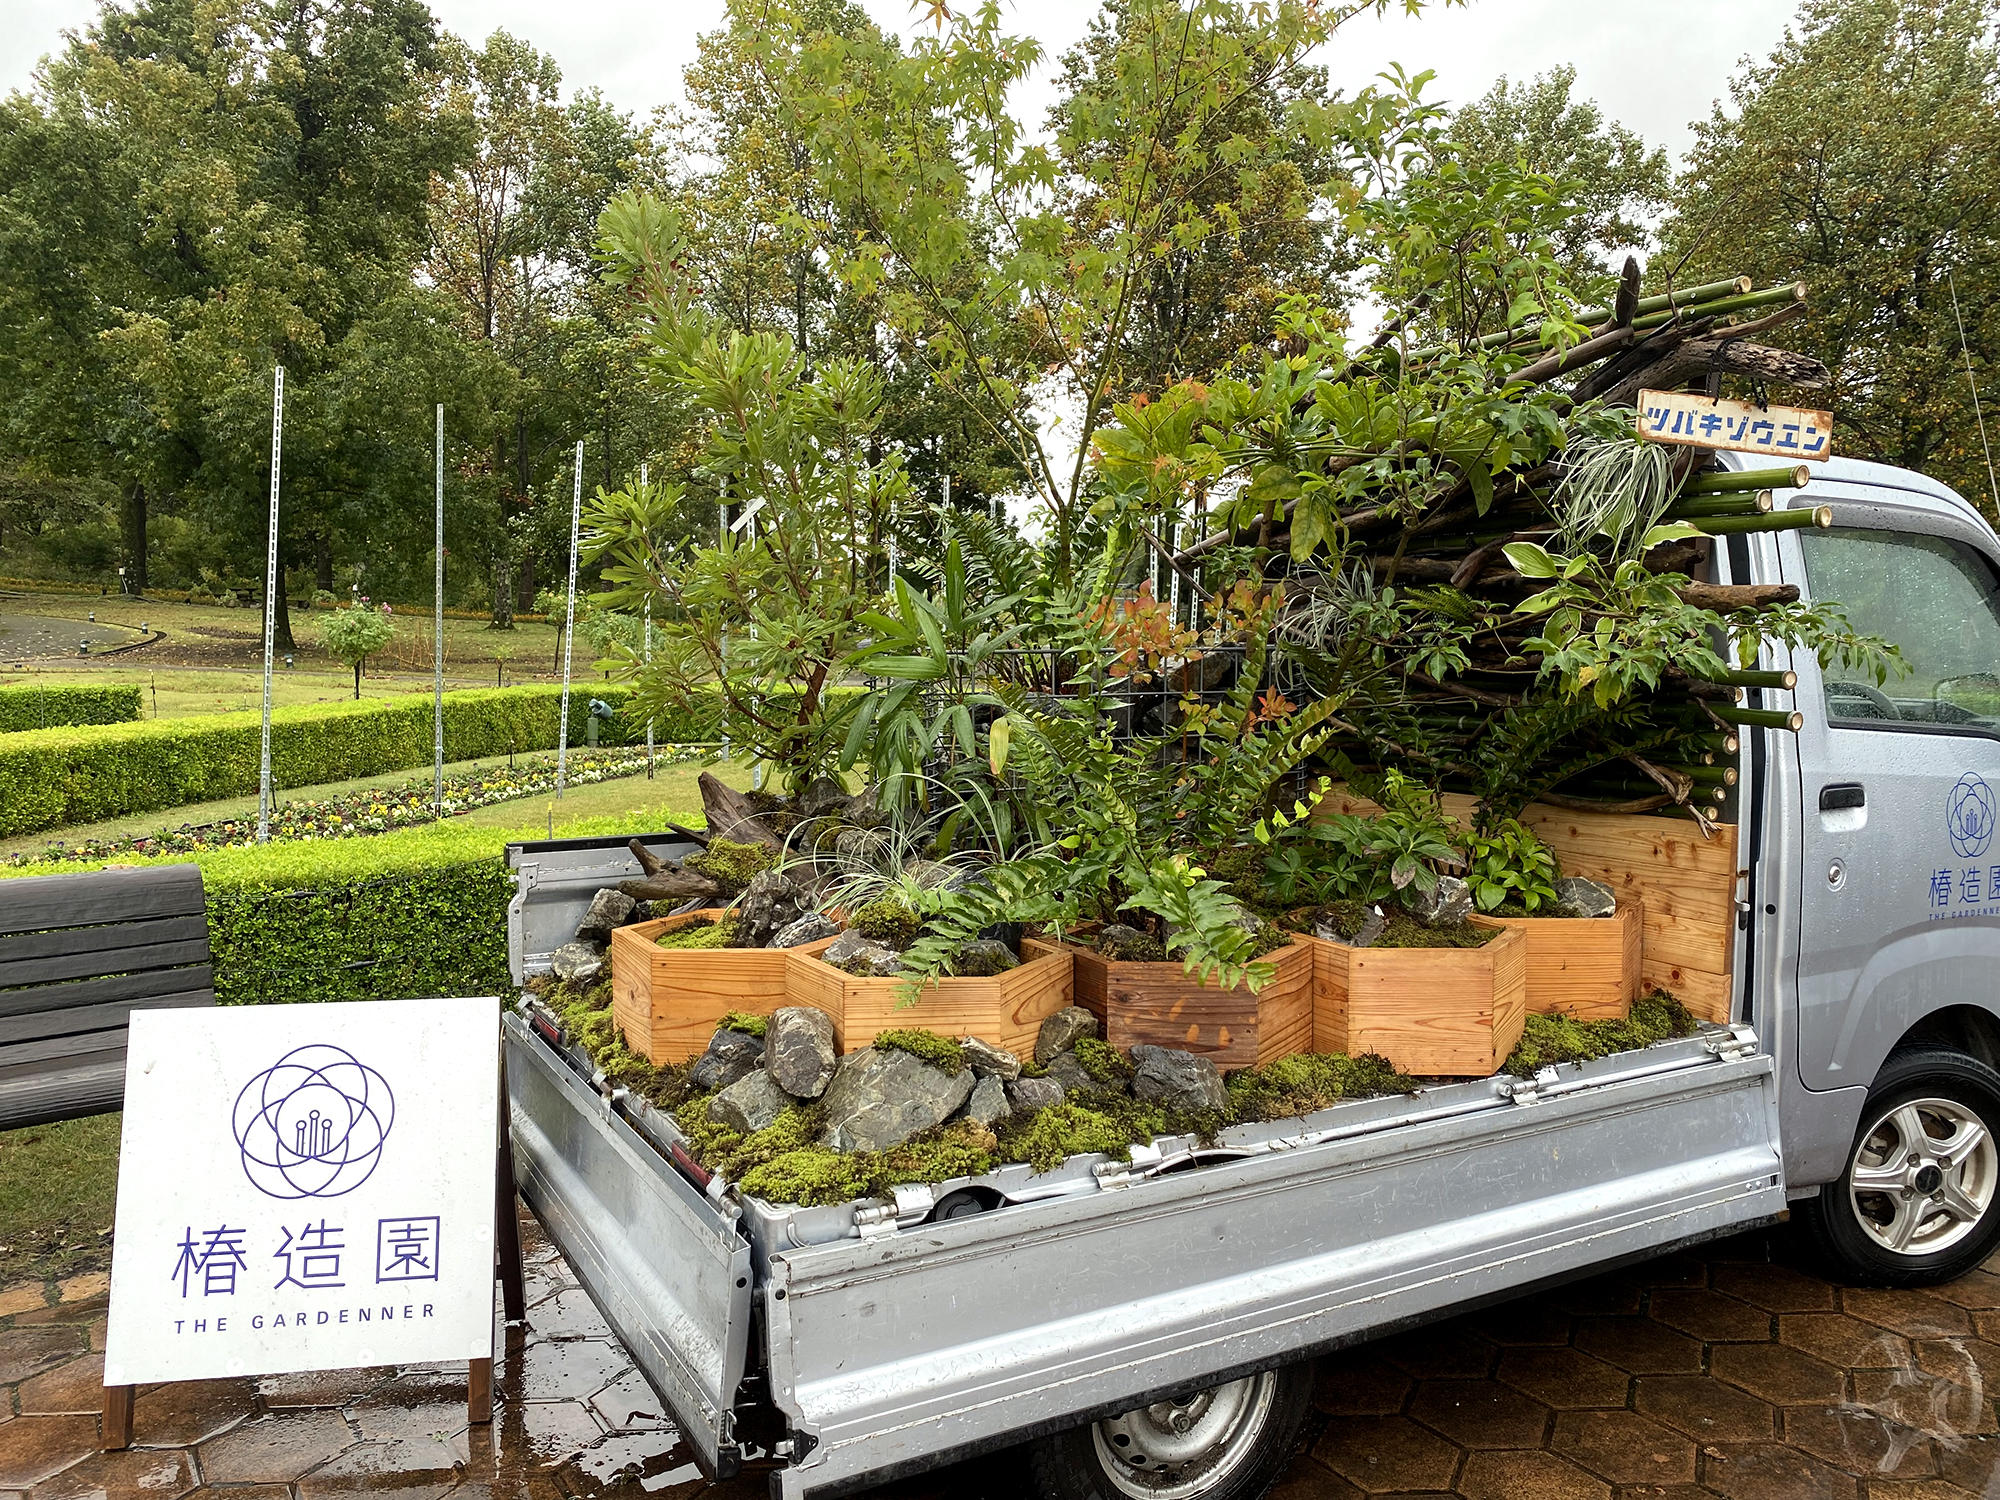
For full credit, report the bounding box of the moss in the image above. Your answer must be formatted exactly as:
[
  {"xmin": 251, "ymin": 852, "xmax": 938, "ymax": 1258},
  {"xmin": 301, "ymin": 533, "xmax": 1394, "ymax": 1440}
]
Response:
[
  {"xmin": 1503, "ymin": 990, "xmax": 1698, "ymax": 1076},
  {"xmin": 873, "ymin": 1029, "xmax": 966, "ymax": 1074},
  {"xmin": 738, "ymin": 1118, "xmax": 1000, "ymax": 1207},
  {"xmin": 548, "ymin": 978, "xmax": 692, "ymax": 1110},
  {"xmin": 1310, "ymin": 900, "xmax": 1498, "ymax": 950},
  {"xmin": 1226, "ymin": 1051, "xmax": 1416, "ymax": 1121},
  {"xmin": 1071, "ymin": 1035, "xmax": 1131, "ymax": 1087},
  {"xmin": 1096, "ymin": 926, "xmax": 1165, "ymax": 961},
  {"xmin": 837, "ymin": 953, "xmax": 901, "ymax": 978},
  {"xmin": 1245, "ymin": 925, "xmax": 1292, "ymax": 959},
  {"xmin": 852, "ymin": 896, "xmax": 922, "ymax": 950},
  {"xmin": 685, "ymin": 838, "xmax": 777, "ymax": 896},
  {"xmin": 717, "ymin": 1010, "xmax": 767, "ymax": 1038},
  {"xmin": 994, "ymin": 1099, "xmax": 1177, "ymax": 1174},
  {"xmin": 950, "ymin": 941, "xmax": 1019, "ymax": 977},
  {"xmin": 654, "ymin": 915, "xmax": 740, "ymax": 950}
]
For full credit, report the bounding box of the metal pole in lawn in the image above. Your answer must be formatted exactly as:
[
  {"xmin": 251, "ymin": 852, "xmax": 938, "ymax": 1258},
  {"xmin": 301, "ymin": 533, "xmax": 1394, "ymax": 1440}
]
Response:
[
  {"xmin": 718, "ymin": 481, "xmax": 729, "ymax": 762},
  {"xmin": 433, "ymin": 402, "xmax": 445, "ymax": 820},
  {"xmin": 557, "ymin": 439, "xmax": 583, "ymax": 800},
  {"xmin": 641, "ymin": 461, "xmax": 654, "ymax": 780},
  {"xmin": 257, "ymin": 364, "xmax": 284, "ymax": 844}
]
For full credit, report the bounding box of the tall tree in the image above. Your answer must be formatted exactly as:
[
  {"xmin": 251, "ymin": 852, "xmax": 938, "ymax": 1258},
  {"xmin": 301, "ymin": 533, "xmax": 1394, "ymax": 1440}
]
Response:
[
  {"xmin": 1661, "ymin": 0, "xmax": 2000, "ymax": 512},
  {"xmin": 1448, "ymin": 66, "xmax": 1669, "ymax": 288}
]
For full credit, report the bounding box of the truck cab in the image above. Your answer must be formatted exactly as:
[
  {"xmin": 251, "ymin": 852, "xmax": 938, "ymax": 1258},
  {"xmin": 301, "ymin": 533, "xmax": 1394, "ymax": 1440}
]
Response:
[{"xmin": 1737, "ymin": 455, "xmax": 2000, "ymax": 1283}]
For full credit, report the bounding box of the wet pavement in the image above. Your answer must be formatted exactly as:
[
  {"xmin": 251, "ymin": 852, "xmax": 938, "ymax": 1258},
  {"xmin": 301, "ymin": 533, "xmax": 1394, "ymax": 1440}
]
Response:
[{"xmin": 4, "ymin": 1211, "xmax": 2000, "ymax": 1500}]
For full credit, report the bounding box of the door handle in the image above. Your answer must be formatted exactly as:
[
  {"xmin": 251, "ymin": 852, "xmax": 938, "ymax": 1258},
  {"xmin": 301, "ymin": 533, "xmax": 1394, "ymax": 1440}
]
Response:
[{"xmin": 1820, "ymin": 783, "xmax": 1865, "ymax": 811}]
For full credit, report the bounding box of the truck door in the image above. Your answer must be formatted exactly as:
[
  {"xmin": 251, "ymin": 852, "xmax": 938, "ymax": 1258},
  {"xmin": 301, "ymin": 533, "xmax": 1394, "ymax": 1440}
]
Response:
[{"xmin": 1790, "ymin": 502, "xmax": 2000, "ymax": 1094}]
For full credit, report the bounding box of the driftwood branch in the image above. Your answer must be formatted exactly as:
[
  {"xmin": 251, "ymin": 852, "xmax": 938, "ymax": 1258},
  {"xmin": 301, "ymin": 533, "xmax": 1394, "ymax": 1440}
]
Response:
[{"xmin": 698, "ymin": 771, "xmax": 786, "ymax": 852}]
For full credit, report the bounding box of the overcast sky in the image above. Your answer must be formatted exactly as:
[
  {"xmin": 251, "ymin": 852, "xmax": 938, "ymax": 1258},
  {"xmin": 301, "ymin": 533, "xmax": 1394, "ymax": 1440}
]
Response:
[{"xmin": 5, "ymin": 0, "xmax": 1800, "ymax": 163}]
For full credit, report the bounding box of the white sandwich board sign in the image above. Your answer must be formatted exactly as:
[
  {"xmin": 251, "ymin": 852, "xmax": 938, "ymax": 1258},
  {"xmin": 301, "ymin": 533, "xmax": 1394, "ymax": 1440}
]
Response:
[{"xmin": 103, "ymin": 996, "xmax": 500, "ymax": 1385}]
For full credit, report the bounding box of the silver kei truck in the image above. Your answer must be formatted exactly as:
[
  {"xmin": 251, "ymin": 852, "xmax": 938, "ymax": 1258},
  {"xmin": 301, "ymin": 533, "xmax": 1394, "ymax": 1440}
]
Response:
[{"xmin": 501, "ymin": 452, "xmax": 2000, "ymax": 1500}]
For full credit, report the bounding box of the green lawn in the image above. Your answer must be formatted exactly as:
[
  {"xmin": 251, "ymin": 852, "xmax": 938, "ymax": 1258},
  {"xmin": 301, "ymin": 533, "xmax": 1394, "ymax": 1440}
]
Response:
[{"xmin": 0, "ymin": 1114, "xmax": 120, "ymax": 1286}]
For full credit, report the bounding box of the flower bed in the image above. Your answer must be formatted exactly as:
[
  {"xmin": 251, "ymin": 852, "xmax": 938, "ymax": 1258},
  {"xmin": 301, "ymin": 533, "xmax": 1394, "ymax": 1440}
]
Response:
[{"xmin": 4, "ymin": 745, "xmax": 704, "ymax": 865}]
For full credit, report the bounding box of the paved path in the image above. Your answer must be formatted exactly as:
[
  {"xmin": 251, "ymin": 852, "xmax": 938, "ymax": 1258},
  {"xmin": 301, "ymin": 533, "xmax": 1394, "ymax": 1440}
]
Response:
[{"xmin": 4, "ymin": 1214, "xmax": 1998, "ymax": 1500}]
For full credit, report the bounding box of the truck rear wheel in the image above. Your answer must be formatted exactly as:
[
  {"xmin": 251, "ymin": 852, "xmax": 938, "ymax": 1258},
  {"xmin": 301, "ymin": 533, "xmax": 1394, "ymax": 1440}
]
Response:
[
  {"xmin": 1803, "ymin": 1045, "xmax": 2000, "ymax": 1287},
  {"xmin": 1026, "ymin": 1360, "xmax": 1315, "ymax": 1500}
]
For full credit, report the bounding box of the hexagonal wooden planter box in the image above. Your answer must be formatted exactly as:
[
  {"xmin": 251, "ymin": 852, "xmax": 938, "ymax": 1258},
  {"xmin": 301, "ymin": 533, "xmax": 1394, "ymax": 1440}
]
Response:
[
  {"xmin": 783, "ymin": 937, "xmax": 1074, "ymax": 1060},
  {"xmin": 1310, "ymin": 925, "xmax": 1528, "ymax": 1077},
  {"xmin": 609, "ymin": 909, "xmax": 837, "ymax": 1065},
  {"xmin": 1468, "ymin": 902, "xmax": 1644, "ymax": 1020},
  {"xmin": 1063, "ymin": 932, "xmax": 1315, "ymax": 1068}
]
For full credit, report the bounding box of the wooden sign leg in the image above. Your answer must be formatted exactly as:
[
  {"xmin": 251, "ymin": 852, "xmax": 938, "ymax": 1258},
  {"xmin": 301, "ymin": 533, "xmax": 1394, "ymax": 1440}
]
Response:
[
  {"xmin": 468, "ymin": 1357, "xmax": 493, "ymax": 1425},
  {"xmin": 103, "ymin": 1383, "xmax": 134, "ymax": 1450}
]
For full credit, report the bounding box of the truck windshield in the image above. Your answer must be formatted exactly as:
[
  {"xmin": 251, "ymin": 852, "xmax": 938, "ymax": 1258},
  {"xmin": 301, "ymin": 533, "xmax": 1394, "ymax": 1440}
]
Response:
[{"xmin": 1803, "ymin": 527, "xmax": 2000, "ymax": 730}]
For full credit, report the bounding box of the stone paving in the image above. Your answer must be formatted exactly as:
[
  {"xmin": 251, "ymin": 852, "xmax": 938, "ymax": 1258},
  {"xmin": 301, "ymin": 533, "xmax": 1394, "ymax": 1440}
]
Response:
[{"xmin": 5, "ymin": 1214, "xmax": 2000, "ymax": 1500}]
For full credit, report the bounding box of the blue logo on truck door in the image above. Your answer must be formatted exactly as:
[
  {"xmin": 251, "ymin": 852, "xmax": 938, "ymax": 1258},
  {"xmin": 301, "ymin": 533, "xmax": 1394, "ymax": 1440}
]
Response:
[{"xmin": 1948, "ymin": 774, "xmax": 1997, "ymax": 858}]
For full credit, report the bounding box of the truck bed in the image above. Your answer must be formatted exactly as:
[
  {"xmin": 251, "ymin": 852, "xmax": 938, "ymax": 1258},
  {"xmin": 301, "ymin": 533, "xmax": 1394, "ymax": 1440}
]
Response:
[{"xmin": 504, "ymin": 1006, "xmax": 1785, "ymax": 1497}]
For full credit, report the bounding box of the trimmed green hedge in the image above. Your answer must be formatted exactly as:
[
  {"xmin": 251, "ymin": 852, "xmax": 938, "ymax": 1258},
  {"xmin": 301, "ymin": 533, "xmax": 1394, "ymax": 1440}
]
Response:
[
  {"xmin": 0, "ymin": 683, "xmax": 727, "ymax": 837},
  {"xmin": 0, "ymin": 683, "xmax": 142, "ymax": 733},
  {"xmin": 0, "ymin": 805, "xmax": 714, "ymax": 1006}
]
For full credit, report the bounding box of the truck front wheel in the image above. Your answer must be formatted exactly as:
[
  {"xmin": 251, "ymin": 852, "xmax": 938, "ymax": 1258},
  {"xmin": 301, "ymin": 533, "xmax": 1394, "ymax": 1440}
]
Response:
[
  {"xmin": 1804, "ymin": 1045, "xmax": 2000, "ymax": 1286},
  {"xmin": 1026, "ymin": 1361, "xmax": 1315, "ymax": 1500}
]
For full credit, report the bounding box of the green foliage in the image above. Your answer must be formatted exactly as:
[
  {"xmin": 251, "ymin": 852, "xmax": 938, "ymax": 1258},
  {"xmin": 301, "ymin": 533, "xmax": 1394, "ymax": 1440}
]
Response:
[
  {"xmin": 1662, "ymin": 0, "xmax": 2000, "ymax": 514},
  {"xmin": 1264, "ymin": 771, "xmax": 1462, "ymax": 905},
  {"xmin": 852, "ymin": 897, "xmax": 922, "ymax": 950},
  {"xmin": 208, "ymin": 854, "xmax": 512, "ymax": 1008},
  {"xmin": 319, "ymin": 602, "xmax": 397, "ymax": 668},
  {"xmin": 685, "ymin": 839, "xmax": 777, "ymax": 896},
  {"xmin": 1463, "ymin": 819, "xmax": 1559, "ymax": 913},
  {"xmin": 1226, "ymin": 1051, "xmax": 1416, "ymax": 1121},
  {"xmin": 0, "ymin": 684, "xmax": 140, "ymax": 734},
  {"xmin": 871, "ymin": 1030, "xmax": 966, "ymax": 1074},
  {"xmin": 1504, "ymin": 990, "xmax": 1698, "ymax": 1076},
  {"xmin": 0, "ymin": 685, "xmax": 707, "ymax": 837}
]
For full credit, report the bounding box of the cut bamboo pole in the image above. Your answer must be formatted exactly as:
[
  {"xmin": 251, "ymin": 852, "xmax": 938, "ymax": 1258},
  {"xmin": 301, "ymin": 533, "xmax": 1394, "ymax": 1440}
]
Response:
[
  {"xmin": 1628, "ymin": 282, "xmax": 1807, "ymax": 331},
  {"xmin": 1665, "ymin": 491, "xmax": 1775, "ymax": 519},
  {"xmin": 1712, "ymin": 705, "xmax": 1806, "ymax": 731},
  {"xmin": 1688, "ymin": 506, "xmax": 1832, "ymax": 536},
  {"xmin": 1704, "ymin": 668, "xmax": 1796, "ymax": 690},
  {"xmin": 1684, "ymin": 465, "xmax": 1812, "ymax": 495}
]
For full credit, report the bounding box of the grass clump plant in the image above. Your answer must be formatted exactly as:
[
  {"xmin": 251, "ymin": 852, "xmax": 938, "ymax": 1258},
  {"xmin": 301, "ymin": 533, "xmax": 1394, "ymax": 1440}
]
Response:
[
  {"xmin": 872, "ymin": 1029, "xmax": 966, "ymax": 1073},
  {"xmin": 1504, "ymin": 991, "xmax": 1698, "ymax": 1076}
]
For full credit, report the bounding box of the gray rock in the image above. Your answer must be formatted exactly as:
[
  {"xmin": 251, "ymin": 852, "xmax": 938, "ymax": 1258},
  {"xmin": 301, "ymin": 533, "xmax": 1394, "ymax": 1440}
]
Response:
[
  {"xmin": 901, "ymin": 858, "xmax": 960, "ymax": 891},
  {"xmin": 1035, "ymin": 1006, "xmax": 1100, "ymax": 1064},
  {"xmin": 549, "ymin": 940, "xmax": 607, "ymax": 985},
  {"xmin": 1130, "ymin": 1045, "xmax": 1226, "ymax": 1113},
  {"xmin": 1407, "ymin": 874, "xmax": 1474, "ymax": 928},
  {"xmin": 771, "ymin": 911, "xmax": 841, "ymax": 949},
  {"xmin": 575, "ymin": 888, "xmax": 638, "ymax": 944},
  {"xmin": 819, "ymin": 1048, "xmax": 975, "ymax": 1154},
  {"xmin": 1005, "ymin": 1076, "xmax": 1065, "ymax": 1113},
  {"xmin": 1317, "ymin": 905, "xmax": 1386, "ymax": 948},
  {"xmin": 959, "ymin": 1036, "xmax": 1023, "ymax": 1081},
  {"xmin": 1096, "ymin": 923, "xmax": 1164, "ymax": 961},
  {"xmin": 822, "ymin": 930, "xmax": 903, "ymax": 977},
  {"xmin": 965, "ymin": 1074, "xmax": 1011, "ymax": 1127},
  {"xmin": 843, "ymin": 788, "xmax": 894, "ymax": 830},
  {"xmin": 736, "ymin": 870, "xmax": 808, "ymax": 948},
  {"xmin": 951, "ymin": 938, "xmax": 1019, "ymax": 976},
  {"xmin": 793, "ymin": 776, "xmax": 852, "ymax": 820},
  {"xmin": 688, "ymin": 1027, "xmax": 766, "ymax": 1093},
  {"xmin": 1553, "ymin": 876, "xmax": 1618, "ymax": 919},
  {"xmin": 834, "ymin": 827, "xmax": 896, "ymax": 876},
  {"xmin": 708, "ymin": 1069, "xmax": 791, "ymax": 1133},
  {"xmin": 1046, "ymin": 1052, "xmax": 1100, "ymax": 1094},
  {"xmin": 766, "ymin": 1007, "xmax": 838, "ymax": 1099}
]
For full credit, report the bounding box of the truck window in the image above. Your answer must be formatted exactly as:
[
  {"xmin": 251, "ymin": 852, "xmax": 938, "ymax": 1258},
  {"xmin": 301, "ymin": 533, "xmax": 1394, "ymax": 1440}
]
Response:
[{"xmin": 1802, "ymin": 527, "xmax": 2000, "ymax": 730}]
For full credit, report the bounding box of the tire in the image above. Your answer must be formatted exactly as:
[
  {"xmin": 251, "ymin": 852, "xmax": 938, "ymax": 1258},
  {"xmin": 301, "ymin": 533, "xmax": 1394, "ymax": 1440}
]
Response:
[
  {"xmin": 1801, "ymin": 1045, "xmax": 2000, "ymax": 1287},
  {"xmin": 1025, "ymin": 1360, "xmax": 1316, "ymax": 1500}
]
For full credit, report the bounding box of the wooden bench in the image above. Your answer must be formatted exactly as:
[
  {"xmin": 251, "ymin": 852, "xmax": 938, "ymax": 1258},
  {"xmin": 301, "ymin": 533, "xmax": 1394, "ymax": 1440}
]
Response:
[{"xmin": 0, "ymin": 863, "xmax": 214, "ymax": 1130}]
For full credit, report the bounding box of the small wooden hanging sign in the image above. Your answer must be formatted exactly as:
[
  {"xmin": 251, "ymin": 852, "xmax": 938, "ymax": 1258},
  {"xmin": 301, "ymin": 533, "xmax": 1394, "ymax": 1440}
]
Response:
[{"xmin": 1636, "ymin": 390, "xmax": 1833, "ymax": 461}]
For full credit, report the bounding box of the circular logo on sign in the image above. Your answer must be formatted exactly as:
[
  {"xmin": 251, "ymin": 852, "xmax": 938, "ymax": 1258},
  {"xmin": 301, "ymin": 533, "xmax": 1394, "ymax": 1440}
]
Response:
[
  {"xmin": 1947, "ymin": 773, "xmax": 1998, "ymax": 859},
  {"xmin": 232, "ymin": 1044, "xmax": 395, "ymax": 1199}
]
